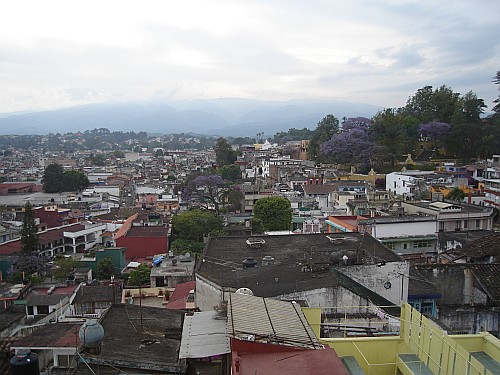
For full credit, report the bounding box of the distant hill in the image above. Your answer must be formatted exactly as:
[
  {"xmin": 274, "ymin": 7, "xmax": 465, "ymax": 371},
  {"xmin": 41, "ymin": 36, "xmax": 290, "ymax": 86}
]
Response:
[{"xmin": 0, "ymin": 99, "xmax": 383, "ymax": 136}]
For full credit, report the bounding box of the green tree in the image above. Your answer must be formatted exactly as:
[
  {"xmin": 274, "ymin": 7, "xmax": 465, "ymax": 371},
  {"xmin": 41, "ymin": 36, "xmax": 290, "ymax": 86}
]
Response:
[
  {"xmin": 214, "ymin": 137, "xmax": 237, "ymax": 168},
  {"xmin": 95, "ymin": 257, "xmax": 115, "ymax": 280},
  {"xmin": 251, "ymin": 218, "xmax": 265, "ymax": 234},
  {"xmin": 170, "ymin": 239, "xmax": 206, "ymax": 255},
  {"xmin": 20, "ymin": 201, "xmax": 38, "ymax": 254},
  {"xmin": 89, "ymin": 153, "xmax": 106, "ymax": 166},
  {"xmin": 403, "ymin": 85, "xmax": 460, "ymax": 124},
  {"xmin": 308, "ymin": 115, "xmax": 340, "ymax": 161},
  {"xmin": 446, "ymin": 188, "xmax": 466, "ymax": 202},
  {"xmin": 446, "ymin": 91, "xmax": 486, "ymax": 161},
  {"xmin": 128, "ymin": 264, "xmax": 151, "ymax": 286},
  {"xmin": 52, "ymin": 256, "xmax": 77, "ymax": 281},
  {"xmin": 171, "ymin": 210, "xmax": 224, "ymax": 242},
  {"xmin": 43, "ymin": 163, "xmax": 64, "ymax": 193},
  {"xmin": 225, "ymin": 188, "xmax": 243, "ymax": 212},
  {"xmin": 63, "ymin": 170, "xmax": 90, "ymax": 191},
  {"xmin": 493, "ymin": 70, "xmax": 500, "ymax": 115},
  {"xmin": 253, "ymin": 196, "xmax": 292, "ymax": 231},
  {"xmin": 371, "ymin": 109, "xmax": 406, "ymax": 166},
  {"xmin": 220, "ymin": 164, "xmax": 241, "ymax": 181},
  {"xmin": 113, "ymin": 150, "xmax": 125, "ymax": 158}
]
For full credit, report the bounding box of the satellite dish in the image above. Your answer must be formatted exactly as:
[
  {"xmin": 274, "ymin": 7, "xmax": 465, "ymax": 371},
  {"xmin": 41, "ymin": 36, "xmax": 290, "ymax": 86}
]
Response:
[
  {"xmin": 313, "ymin": 219, "xmax": 320, "ymax": 224},
  {"xmin": 235, "ymin": 287, "xmax": 254, "ymax": 296},
  {"xmin": 185, "ymin": 252, "xmax": 191, "ymax": 258}
]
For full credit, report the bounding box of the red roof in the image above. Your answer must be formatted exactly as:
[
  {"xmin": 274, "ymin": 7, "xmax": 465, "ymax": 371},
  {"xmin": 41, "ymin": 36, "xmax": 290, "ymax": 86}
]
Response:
[
  {"xmin": 12, "ymin": 323, "xmax": 82, "ymax": 348},
  {"xmin": 233, "ymin": 345, "xmax": 349, "ymax": 375},
  {"xmin": 166, "ymin": 281, "xmax": 195, "ymax": 310}
]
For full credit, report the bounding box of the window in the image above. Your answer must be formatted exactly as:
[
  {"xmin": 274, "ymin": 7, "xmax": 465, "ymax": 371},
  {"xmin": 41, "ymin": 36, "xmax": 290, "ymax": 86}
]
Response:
[
  {"xmin": 403, "ymin": 243, "xmax": 407, "ymax": 249},
  {"xmin": 439, "ymin": 222, "xmax": 445, "ymax": 232},
  {"xmin": 37, "ymin": 305, "xmax": 49, "ymax": 315},
  {"xmin": 464, "ymin": 220, "xmax": 468, "ymax": 229},
  {"xmin": 455, "ymin": 221, "xmax": 461, "ymax": 231},
  {"xmin": 58, "ymin": 355, "xmax": 69, "ymax": 367},
  {"xmin": 385, "ymin": 242, "xmax": 396, "ymax": 250},
  {"xmin": 476, "ymin": 219, "xmax": 480, "ymax": 228},
  {"xmin": 57, "ymin": 355, "xmax": 75, "ymax": 368},
  {"xmin": 413, "ymin": 240, "xmax": 433, "ymax": 248}
]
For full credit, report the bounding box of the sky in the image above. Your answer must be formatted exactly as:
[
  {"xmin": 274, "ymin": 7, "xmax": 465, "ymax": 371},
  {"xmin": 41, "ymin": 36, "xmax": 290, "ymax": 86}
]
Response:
[{"xmin": 1, "ymin": 0, "xmax": 499, "ymax": 114}]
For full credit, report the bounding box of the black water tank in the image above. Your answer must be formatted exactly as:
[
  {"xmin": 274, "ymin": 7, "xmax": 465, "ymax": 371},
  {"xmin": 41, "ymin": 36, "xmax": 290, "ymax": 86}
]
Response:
[
  {"xmin": 10, "ymin": 350, "xmax": 40, "ymax": 375},
  {"xmin": 242, "ymin": 258, "xmax": 257, "ymax": 268}
]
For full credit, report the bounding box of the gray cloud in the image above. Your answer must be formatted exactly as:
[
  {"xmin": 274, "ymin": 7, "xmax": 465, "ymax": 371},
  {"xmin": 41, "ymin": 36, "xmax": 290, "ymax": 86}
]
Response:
[{"xmin": 0, "ymin": 0, "xmax": 499, "ymax": 112}]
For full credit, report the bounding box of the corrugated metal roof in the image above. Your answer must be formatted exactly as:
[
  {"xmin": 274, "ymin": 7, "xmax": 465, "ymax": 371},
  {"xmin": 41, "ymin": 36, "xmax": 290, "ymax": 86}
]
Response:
[
  {"xmin": 179, "ymin": 311, "xmax": 230, "ymax": 359},
  {"xmin": 227, "ymin": 293, "xmax": 321, "ymax": 349}
]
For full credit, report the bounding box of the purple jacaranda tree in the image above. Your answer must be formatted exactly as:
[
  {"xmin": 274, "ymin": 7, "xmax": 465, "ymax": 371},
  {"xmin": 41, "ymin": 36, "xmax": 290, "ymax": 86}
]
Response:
[
  {"xmin": 418, "ymin": 121, "xmax": 451, "ymax": 143},
  {"xmin": 321, "ymin": 120, "xmax": 376, "ymax": 165}
]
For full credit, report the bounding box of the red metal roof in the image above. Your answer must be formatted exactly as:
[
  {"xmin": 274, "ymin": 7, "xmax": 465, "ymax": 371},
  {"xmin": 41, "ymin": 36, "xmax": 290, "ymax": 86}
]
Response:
[
  {"xmin": 232, "ymin": 344, "xmax": 349, "ymax": 375},
  {"xmin": 166, "ymin": 281, "xmax": 195, "ymax": 310}
]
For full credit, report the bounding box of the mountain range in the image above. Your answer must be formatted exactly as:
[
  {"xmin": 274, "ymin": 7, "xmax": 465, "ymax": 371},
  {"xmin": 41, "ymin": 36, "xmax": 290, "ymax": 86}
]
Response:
[{"xmin": 0, "ymin": 99, "xmax": 383, "ymax": 137}]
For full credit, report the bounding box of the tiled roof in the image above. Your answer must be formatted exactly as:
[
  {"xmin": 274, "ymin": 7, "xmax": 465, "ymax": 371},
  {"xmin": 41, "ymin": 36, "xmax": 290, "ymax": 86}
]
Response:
[
  {"xmin": 460, "ymin": 232, "xmax": 500, "ymax": 260},
  {"xmin": 302, "ymin": 184, "xmax": 338, "ymax": 195},
  {"xmin": 113, "ymin": 213, "xmax": 138, "ymax": 239},
  {"xmin": 471, "ymin": 264, "xmax": 500, "ymax": 302}
]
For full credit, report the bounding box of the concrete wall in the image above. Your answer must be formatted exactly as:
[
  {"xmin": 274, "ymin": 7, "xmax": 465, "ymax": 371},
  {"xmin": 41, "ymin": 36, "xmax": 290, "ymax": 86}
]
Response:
[
  {"xmin": 374, "ymin": 220, "xmax": 436, "ymax": 239},
  {"xmin": 196, "ymin": 274, "xmax": 225, "ymax": 312},
  {"xmin": 416, "ymin": 266, "xmax": 488, "ymax": 305},
  {"xmin": 278, "ymin": 287, "xmax": 337, "ymax": 308},
  {"xmin": 339, "ymin": 262, "xmax": 409, "ymax": 305},
  {"xmin": 438, "ymin": 306, "xmax": 499, "ymax": 335}
]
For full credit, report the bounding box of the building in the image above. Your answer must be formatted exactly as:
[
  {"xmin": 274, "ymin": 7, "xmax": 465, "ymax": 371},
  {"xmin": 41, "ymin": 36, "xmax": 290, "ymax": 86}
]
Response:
[
  {"xmin": 114, "ymin": 214, "xmax": 170, "ymax": 261},
  {"xmin": 150, "ymin": 254, "xmax": 195, "ymax": 288},
  {"xmin": 402, "ymin": 201, "xmax": 494, "ymax": 233},
  {"xmin": 0, "ymin": 222, "xmax": 107, "ymax": 258},
  {"xmin": 77, "ymin": 304, "xmax": 186, "ymax": 373},
  {"xmin": 10, "ymin": 323, "xmax": 82, "ymax": 369},
  {"xmin": 386, "ymin": 171, "xmax": 435, "ymax": 199},
  {"xmin": 413, "ymin": 263, "xmax": 500, "ymax": 335},
  {"xmin": 196, "ymin": 233, "xmax": 408, "ymax": 316},
  {"xmin": 33, "ymin": 205, "xmax": 78, "ymax": 229},
  {"xmin": 69, "ymin": 284, "xmax": 120, "ymax": 318}
]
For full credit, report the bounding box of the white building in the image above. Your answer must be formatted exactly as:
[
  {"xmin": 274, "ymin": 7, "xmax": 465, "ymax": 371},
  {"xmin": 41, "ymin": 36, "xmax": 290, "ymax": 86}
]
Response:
[{"xmin": 386, "ymin": 171, "xmax": 435, "ymax": 199}]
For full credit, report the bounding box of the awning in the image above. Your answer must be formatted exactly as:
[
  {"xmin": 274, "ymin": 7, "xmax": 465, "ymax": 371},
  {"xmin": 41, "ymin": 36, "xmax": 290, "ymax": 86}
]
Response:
[{"xmin": 179, "ymin": 311, "xmax": 230, "ymax": 359}]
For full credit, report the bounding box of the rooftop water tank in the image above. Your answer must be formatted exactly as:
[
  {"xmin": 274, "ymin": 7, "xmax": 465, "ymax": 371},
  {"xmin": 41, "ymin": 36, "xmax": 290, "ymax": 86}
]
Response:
[
  {"xmin": 10, "ymin": 350, "xmax": 39, "ymax": 375},
  {"xmin": 242, "ymin": 258, "xmax": 257, "ymax": 268},
  {"xmin": 79, "ymin": 319, "xmax": 105, "ymax": 354}
]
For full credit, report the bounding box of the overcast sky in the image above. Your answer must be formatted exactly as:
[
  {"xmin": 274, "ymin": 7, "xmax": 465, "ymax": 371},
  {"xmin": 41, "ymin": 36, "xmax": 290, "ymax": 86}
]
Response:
[{"xmin": 1, "ymin": 0, "xmax": 499, "ymax": 114}]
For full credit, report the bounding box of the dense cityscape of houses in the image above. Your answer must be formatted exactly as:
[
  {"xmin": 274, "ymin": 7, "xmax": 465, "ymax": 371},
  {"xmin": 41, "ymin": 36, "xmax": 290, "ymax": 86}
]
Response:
[{"xmin": 0, "ymin": 137, "xmax": 498, "ymax": 374}]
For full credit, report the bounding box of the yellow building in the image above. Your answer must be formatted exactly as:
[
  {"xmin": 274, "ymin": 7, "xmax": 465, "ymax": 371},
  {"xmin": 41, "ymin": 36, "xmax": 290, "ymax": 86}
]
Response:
[{"xmin": 304, "ymin": 304, "xmax": 500, "ymax": 375}]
